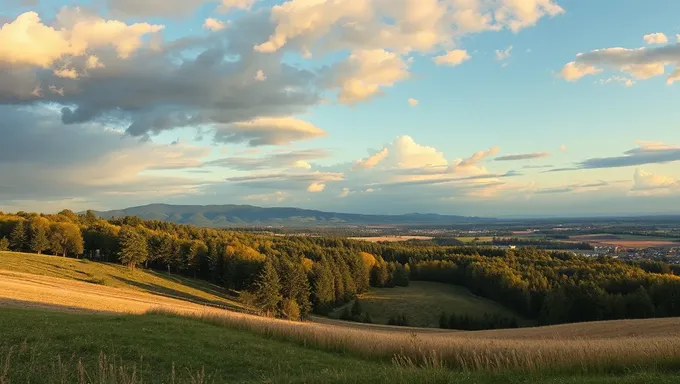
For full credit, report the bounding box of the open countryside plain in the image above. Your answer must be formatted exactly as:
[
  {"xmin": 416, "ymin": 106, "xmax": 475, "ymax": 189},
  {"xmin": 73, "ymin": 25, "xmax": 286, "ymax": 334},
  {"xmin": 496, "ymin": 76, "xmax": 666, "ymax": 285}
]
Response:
[{"xmin": 3, "ymin": 252, "xmax": 680, "ymax": 379}]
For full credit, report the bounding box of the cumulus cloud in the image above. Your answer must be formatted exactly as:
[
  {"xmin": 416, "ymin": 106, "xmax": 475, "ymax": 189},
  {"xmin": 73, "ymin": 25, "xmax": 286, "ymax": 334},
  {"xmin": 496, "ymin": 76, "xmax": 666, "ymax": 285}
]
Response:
[
  {"xmin": 558, "ymin": 62, "xmax": 602, "ymax": 81},
  {"xmin": 254, "ymin": 69, "xmax": 267, "ymax": 81},
  {"xmin": 213, "ymin": 117, "xmax": 326, "ymax": 146},
  {"xmin": 495, "ymin": 152, "xmax": 551, "ymax": 161},
  {"xmin": 408, "ymin": 98, "xmax": 419, "ymax": 106},
  {"xmin": 643, "ymin": 33, "xmax": 668, "ymax": 45},
  {"xmin": 354, "ymin": 148, "xmax": 389, "ymax": 169},
  {"xmin": 0, "ymin": 9, "xmax": 163, "ymax": 68},
  {"xmin": 339, "ymin": 188, "xmax": 351, "ymax": 198},
  {"xmin": 307, "ymin": 182, "xmax": 326, "ymax": 192},
  {"xmin": 433, "ymin": 50, "xmax": 470, "ymax": 66},
  {"xmin": 631, "ymin": 169, "xmax": 679, "ymax": 195},
  {"xmin": 332, "ymin": 49, "xmax": 410, "ymax": 104}
]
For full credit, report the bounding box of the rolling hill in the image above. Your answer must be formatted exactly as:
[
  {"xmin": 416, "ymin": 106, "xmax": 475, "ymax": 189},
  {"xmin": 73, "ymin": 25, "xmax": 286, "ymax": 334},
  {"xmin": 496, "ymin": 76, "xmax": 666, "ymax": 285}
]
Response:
[{"xmin": 94, "ymin": 203, "xmax": 493, "ymax": 227}]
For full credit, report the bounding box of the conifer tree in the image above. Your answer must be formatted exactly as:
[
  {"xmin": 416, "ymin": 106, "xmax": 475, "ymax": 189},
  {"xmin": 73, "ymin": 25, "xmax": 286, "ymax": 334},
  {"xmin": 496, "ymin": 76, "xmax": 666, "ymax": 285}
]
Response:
[
  {"xmin": 254, "ymin": 261, "xmax": 282, "ymax": 316},
  {"xmin": 29, "ymin": 219, "xmax": 49, "ymax": 254},
  {"xmin": 118, "ymin": 226, "xmax": 148, "ymax": 270},
  {"xmin": 9, "ymin": 221, "xmax": 26, "ymax": 251},
  {"xmin": 311, "ymin": 261, "xmax": 335, "ymax": 314}
]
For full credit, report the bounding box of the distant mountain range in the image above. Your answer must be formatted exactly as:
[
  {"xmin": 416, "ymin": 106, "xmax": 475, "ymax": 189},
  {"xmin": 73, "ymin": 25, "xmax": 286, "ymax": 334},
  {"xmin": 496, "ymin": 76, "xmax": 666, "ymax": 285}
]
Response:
[{"xmin": 94, "ymin": 204, "xmax": 493, "ymax": 227}]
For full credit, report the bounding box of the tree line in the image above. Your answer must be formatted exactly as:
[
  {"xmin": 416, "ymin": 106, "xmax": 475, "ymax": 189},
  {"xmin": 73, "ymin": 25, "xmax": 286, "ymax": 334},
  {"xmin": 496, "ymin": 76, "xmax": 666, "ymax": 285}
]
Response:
[{"xmin": 3, "ymin": 210, "xmax": 680, "ymax": 327}]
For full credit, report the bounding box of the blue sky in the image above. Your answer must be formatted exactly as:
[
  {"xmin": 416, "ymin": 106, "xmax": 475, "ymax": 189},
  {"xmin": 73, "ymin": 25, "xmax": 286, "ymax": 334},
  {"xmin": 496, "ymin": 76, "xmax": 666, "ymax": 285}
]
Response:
[{"xmin": 1, "ymin": 0, "xmax": 679, "ymax": 216}]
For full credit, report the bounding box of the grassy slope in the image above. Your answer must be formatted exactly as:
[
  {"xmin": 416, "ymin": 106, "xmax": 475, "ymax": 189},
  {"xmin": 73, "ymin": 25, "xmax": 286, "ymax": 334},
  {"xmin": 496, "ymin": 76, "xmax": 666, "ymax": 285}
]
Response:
[
  {"xmin": 0, "ymin": 251, "xmax": 246, "ymax": 311},
  {"xmin": 332, "ymin": 281, "xmax": 523, "ymax": 327},
  {"xmin": 1, "ymin": 308, "xmax": 679, "ymax": 384}
]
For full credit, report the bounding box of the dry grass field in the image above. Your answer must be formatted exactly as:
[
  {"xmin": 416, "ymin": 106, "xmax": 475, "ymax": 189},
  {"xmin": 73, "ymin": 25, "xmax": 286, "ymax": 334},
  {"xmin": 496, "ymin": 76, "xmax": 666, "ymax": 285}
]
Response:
[{"xmin": 3, "ymin": 252, "xmax": 680, "ymax": 375}]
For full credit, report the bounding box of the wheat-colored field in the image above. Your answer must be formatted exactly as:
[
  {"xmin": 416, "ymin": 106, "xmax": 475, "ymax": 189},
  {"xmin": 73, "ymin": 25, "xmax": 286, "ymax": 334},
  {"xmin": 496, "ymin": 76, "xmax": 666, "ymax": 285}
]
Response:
[
  {"xmin": 348, "ymin": 236, "xmax": 434, "ymax": 243},
  {"xmin": 3, "ymin": 267, "xmax": 680, "ymax": 373}
]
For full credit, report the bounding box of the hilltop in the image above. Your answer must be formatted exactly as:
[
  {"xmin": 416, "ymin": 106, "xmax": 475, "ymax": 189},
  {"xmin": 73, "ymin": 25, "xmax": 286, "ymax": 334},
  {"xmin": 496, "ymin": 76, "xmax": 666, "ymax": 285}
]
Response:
[{"xmin": 93, "ymin": 203, "xmax": 492, "ymax": 227}]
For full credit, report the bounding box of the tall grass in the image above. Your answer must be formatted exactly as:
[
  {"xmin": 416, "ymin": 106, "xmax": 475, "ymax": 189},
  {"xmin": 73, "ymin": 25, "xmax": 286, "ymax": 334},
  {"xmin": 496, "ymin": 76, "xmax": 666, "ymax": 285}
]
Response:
[
  {"xmin": 0, "ymin": 344, "xmax": 208, "ymax": 384},
  {"xmin": 147, "ymin": 308, "xmax": 680, "ymax": 374}
]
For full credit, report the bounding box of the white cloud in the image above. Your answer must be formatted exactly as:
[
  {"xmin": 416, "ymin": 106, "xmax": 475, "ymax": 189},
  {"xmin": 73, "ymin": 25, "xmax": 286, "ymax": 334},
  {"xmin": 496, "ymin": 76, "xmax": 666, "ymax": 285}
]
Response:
[
  {"xmin": 339, "ymin": 188, "xmax": 351, "ymax": 198},
  {"xmin": 495, "ymin": 45, "xmax": 513, "ymax": 61},
  {"xmin": 0, "ymin": 9, "xmax": 163, "ymax": 69},
  {"xmin": 643, "ymin": 33, "xmax": 668, "ymax": 45},
  {"xmin": 293, "ymin": 160, "xmax": 312, "ymax": 169},
  {"xmin": 86, "ymin": 55, "xmax": 104, "ymax": 69},
  {"xmin": 560, "ymin": 145, "xmax": 567, "ymax": 152},
  {"xmin": 333, "ymin": 49, "xmax": 410, "ymax": 104},
  {"xmin": 355, "ymin": 148, "xmax": 389, "ymax": 169},
  {"xmin": 53, "ymin": 68, "xmax": 79, "ymax": 79},
  {"xmin": 630, "ymin": 169, "xmax": 679, "ymax": 196},
  {"xmin": 433, "ymin": 49, "xmax": 470, "ymax": 66},
  {"xmin": 408, "ymin": 98, "xmax": 419, "ymax": 107},
  {"xmin": 203, "ymin": 18, "xmax": 226, "ymax": 31},
  {"xmin": 558, "ymin": 61, "xmax": 603, "ymax": 81}
]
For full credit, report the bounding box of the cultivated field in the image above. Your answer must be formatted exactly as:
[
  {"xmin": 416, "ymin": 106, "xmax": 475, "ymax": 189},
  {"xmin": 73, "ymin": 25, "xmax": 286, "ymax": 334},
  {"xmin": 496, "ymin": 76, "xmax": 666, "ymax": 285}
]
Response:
[
  {"xmin": 349, "ymin": 236, "xmax": 434, "ymax": 243},
  {"xmin": 330, "ymin": 281, "xmax": 522, "ymax": 327},
  {"xmin": 569, "ymin": 234, "xmax": 680, "ymax": 248},
  {"xmin": 455, "ymin": 236, "xmax": 494, "ymax": 243}
]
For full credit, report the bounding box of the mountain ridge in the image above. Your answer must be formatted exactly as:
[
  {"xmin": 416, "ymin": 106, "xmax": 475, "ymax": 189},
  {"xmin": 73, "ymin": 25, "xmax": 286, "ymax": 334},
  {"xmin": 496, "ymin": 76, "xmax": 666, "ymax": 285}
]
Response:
[{"xmin": 94, "ymin": 203, "xmax": 494, "ymax": 227}]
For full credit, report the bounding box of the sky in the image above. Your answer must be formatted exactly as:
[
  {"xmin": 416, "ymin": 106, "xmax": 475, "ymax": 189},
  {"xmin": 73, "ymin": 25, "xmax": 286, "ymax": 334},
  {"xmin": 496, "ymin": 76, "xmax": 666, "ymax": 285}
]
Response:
[{"xmin": 1, "ymin": 0, "xmax": 680, "ymax": 217}]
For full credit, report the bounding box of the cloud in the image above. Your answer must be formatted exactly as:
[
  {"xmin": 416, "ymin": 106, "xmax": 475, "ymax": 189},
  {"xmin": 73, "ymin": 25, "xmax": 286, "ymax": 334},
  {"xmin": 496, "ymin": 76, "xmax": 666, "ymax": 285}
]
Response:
[
  {"xmin": 354, "ymin": 148, "xmax": 389, "ymax": 169},
  {"xmin": 522, "ymin": 164, "xmax": 553, "ymax": 169},
  {"xmin": 458, "ymin": 147, "xmax": 500, "ymax": 167},
  {"xmin": 0, "ymin": 9, "xmax": 163, "ymax": 68},
  {"xmin": 433, "ymin": 50, "xmax": 470, "ymax": 66},
  {"xmin": 203, "ymin": 149, "xmax": 330, "ymax": 170},
  {"xmin": 534, "ymin": 181, "xmax": 611, "ymax": 195},
  {"xmin": 408, "ymin": 98, "xmax": 419, "ymax": 107},
  {"xmin": 495, "ymin": 45, "xmax": 513, "ymax": 61},
  {"xmin": 558, "ymin": 62, "xmax": 602, "ymax": 81},
  {"xmin": 307, "ymin": 182, "xmax": 326, "ymax": 192},
  {"xmin": 339, "ymin": 188, "xmax": 351, "ymax": 198},
  {"xmin": 254, "ymin": 69, "xmax": 267, "ymax": 81},
  {"xmin": 643, "ymin": 33, "xmax": 668, "ymax": 45},
  {"xmin": 241, "ymin": 191, "xmax": 289, "ymax": 203},
  {"xmin": 254, "ymin": 0, "xmax": 563, "ymax": 56},
  {"xmin": 560, "ymin": 145, "xmax": 567, "ymax": 152},
  {"xmin": 218, "ymin": 0, "xmax": 259, "ymax": 13},
  {"xmin": 495, "ymin": 152, "xmax": 551, "ymax": 161},
  {"xmin": 331, "ymin": 49, "xmax": 410, "ymax": 104},
  {"xmin": 552, "ymin": 142, "xmax": 680, "ymax": 171},
  {"xmin": 214, "ymin": 117, "xmax": 327, "ymax": 146},
  {"xmin": 204, "ymin": 18, "xmax": 226, "ymax": 31},
  {"xmin": 631, "ymin": 169, "xmax": 679, "ymax": 195},
  {"xmin": 559, "ymin": 42, "xmax": 680, "ymax": 84},
  {"xmin": 598, "ymin": 76, "xmax": 634, "ymax": 87}
]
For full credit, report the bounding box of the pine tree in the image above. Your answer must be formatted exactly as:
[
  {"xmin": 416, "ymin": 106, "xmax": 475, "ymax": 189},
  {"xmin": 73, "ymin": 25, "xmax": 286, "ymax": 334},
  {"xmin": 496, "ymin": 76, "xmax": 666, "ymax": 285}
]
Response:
[
  {"xmin": 311, "ymin": 261, "xmax": 335, "ymax": 315},
  {"xmin": 254, "ymin": 261, "xmax": 282, "ymax": 316},
  {"xmin": 9, "ymin": 221, "xmax": 26, "ymax": 251},
  {"xmin": 280, "ymin": 261, "xmax": 312, "ymax": 318},
  {"xmin": 29, "ymin": 219, "xmax": 49, "ymax": 255}
]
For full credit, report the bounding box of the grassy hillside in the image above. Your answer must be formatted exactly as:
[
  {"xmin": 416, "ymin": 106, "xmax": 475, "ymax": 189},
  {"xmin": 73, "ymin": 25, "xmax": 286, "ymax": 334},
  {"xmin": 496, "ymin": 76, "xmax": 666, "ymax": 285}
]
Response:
[
  {"xmin": 331, "ymin": 281, "xmax": 524, "ymax": 327},
  {"xmin": 2, "ymin": 308, "xmax": 680, "ymax": 384},
  {"xmin": 0, "ymin": 251, "xmax": 246, "ymax": 312}
]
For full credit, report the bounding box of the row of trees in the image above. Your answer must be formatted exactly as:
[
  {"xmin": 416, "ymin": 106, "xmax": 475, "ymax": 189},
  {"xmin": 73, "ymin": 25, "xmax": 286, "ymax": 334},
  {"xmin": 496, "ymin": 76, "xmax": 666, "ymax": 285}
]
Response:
[{"xmin": 4, "ymin": 209, "xmax": 680, "ymax": 327}]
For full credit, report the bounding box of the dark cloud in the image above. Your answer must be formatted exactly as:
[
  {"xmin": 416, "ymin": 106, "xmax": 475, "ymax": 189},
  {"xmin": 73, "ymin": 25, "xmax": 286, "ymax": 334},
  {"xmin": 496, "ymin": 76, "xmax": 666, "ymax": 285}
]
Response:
[
  {"xmin": 0, "ymin": 13, "xmax": 322, "ymax": 141},
  {"xmin": 495, "ymin": 152, "xmax": 550, "ymax": 161},
  {"xmin": 549, "ymin": 144, "xmax": 680, "ymax": 172}
]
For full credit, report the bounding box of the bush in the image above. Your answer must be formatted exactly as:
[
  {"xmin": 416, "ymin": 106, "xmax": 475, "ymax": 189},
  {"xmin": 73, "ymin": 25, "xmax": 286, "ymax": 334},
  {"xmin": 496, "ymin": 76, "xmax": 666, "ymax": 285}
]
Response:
[
  {"xmin": 388, "ymin": 313, "xmax": 409, "ymax": 327},
  {"xmin": 0, "ymin": 237, "xmax": 9, "ymax": 251},
  {"xmin": 281, "ymin": 299, "xmax": 301, "ymax": 321}
]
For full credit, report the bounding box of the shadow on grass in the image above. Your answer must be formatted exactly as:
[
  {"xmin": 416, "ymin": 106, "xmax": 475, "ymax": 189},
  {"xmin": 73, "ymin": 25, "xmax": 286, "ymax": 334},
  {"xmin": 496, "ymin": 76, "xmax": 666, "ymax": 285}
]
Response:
[{"xmin": 109, "ymin": 276, "xmax": 245, "ymax": 313}]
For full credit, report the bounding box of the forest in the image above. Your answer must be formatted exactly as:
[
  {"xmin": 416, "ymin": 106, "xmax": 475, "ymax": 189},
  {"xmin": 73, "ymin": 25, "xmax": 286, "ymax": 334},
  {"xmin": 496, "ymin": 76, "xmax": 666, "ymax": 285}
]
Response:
[{"xmin": 2, "ymin": 209, "xmax": 680, "ymax": 328}]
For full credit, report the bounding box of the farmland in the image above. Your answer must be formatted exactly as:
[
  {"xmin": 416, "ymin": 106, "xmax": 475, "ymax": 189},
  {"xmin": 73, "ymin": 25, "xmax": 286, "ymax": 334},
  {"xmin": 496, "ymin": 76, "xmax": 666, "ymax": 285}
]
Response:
[
  {"xmin": 348, "ymin": 235, "xmax": 434, "ymax": 243},
  {"xmin": 569, "ymin": 234, "xmax": 680, "ymax": 248}
]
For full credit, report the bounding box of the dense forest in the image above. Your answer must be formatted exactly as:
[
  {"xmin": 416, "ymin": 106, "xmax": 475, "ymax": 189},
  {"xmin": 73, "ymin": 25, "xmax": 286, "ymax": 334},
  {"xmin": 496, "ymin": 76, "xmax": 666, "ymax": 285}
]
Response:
[{"xmin": 2, "ymin": 209, "xmax": 680, "ymax": 327}]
